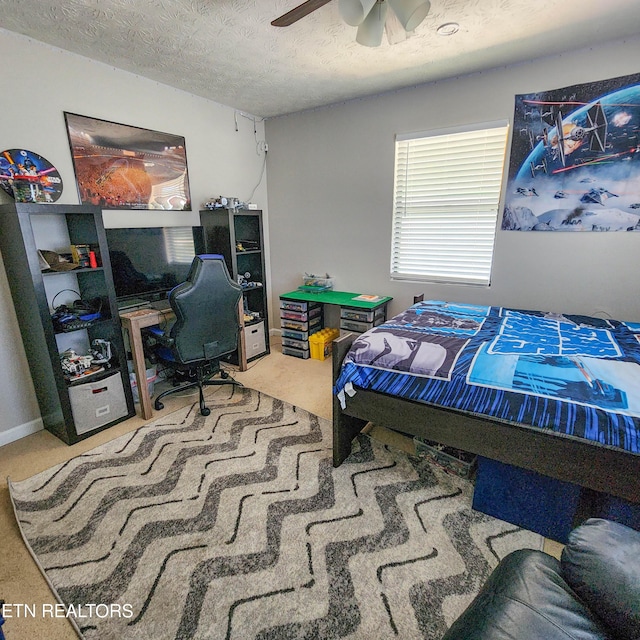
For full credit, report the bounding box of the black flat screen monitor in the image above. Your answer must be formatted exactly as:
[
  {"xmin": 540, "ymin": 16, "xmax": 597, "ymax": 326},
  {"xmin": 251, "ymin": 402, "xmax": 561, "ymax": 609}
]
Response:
[{"xmin": 106, "ymin": 226, "xmax": 201, "ymax": 303}]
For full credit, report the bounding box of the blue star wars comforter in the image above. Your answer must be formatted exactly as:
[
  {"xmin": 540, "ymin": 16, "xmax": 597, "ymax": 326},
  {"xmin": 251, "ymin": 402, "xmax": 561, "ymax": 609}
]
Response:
[{"xmin": 334, "ymin": 300, "xmax": 640, "ymax": 453}]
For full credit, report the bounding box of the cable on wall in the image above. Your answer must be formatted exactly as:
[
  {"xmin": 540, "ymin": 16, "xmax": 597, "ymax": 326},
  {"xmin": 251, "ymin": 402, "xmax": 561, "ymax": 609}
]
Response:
[
  {"xmin": 234, "ymin": 110, "xmax": 264, "ymax": 134},
  {"xmin": 233, "ymin": 110, "xmax": 268, "ymax": 203},
  {"xmin": 246, "ymin": 150, "xmax": 267, "ymax": 203}
]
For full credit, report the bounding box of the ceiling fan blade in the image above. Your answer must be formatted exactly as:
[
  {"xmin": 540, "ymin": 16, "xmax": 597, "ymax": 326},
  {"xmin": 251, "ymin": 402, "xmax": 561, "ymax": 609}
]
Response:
[{"xmin": 271, "ymin": 0, "xmax": 334, "ymax": 27}]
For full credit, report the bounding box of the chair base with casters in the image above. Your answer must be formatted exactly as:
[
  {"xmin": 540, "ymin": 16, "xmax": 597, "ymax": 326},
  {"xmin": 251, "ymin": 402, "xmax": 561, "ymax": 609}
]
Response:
[
  {"xmin": 145, "ymin": 254, "xmax": 245, "ymax": 417},
  {"xmin": 153, "ymin": 358, "xmax": 241, "ymax": 416}
]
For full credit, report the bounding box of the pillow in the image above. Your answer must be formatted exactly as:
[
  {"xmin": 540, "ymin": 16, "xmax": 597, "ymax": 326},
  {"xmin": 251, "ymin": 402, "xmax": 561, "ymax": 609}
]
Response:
[{"xmin": 561, "ymin": 518, "xmax": 640, "ymax": 640}]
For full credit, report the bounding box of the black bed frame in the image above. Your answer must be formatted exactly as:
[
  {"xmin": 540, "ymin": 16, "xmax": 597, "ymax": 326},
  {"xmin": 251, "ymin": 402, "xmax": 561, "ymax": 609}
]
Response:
[{"xmin": 332, "ymin": 333, "xmax": 640, "ymax": 506}]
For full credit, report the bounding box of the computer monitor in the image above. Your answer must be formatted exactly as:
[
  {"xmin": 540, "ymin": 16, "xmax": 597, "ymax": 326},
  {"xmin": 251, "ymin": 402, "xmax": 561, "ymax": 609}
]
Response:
[{"xmin": 105, "ymin": 226, "xmax": 201, "ymax": 304}]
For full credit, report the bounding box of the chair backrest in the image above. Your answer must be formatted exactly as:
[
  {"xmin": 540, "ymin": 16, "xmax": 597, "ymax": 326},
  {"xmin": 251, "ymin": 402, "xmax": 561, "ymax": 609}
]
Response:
[{"xmin": 168, "ymin": 255, "xmax": 242, "ymax": 364}]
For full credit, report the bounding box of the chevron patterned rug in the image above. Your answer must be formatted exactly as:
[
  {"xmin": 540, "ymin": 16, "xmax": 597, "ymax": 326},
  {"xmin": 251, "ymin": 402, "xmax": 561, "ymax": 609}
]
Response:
[{"xmin": 10, "ymin": 386, "xmax": 541, "ymax": 639}]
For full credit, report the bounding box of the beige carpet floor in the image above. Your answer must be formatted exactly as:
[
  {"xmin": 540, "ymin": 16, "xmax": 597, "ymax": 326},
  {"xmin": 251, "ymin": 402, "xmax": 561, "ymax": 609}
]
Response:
[{"xmin": 0, "ymin": 337, "xmax": 560, "ymax": 639}]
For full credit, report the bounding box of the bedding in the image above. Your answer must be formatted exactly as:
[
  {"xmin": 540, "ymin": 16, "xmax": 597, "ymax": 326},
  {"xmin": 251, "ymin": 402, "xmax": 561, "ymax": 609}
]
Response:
[{"xmin": 335, "ymin": 300, "xmax": 640, "ymax": 454}]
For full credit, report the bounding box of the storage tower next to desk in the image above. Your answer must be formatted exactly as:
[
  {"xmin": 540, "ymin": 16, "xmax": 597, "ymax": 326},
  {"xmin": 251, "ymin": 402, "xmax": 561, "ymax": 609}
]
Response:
[
  {"xmin": 0, "ymin": 203, "xmax": 136, "ymax": 445},
  {"xmin": 279, "ymin": 299, "xmax": 322, "ymax": 359},
  {"xmin": 198, "ymin": 209, "xmax": 270, "ymax": 364}
]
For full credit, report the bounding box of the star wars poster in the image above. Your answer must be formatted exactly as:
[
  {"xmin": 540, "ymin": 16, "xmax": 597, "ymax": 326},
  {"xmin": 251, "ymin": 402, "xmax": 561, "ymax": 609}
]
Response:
[{"xmin": 502, "ymin": 72, "xmax": 640, "ymax": 231}]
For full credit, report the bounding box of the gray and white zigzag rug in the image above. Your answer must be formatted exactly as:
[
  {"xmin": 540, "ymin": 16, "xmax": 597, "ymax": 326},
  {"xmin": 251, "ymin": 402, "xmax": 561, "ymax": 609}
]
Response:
[{"xmin": 10, "ymin": 386, "xmax": 541, "ymax": 639}]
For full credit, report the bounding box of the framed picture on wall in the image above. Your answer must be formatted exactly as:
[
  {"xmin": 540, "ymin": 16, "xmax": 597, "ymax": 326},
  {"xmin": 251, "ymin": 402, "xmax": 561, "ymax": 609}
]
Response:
[
  {"xmin": 501, "ymin": 72, "xmax": 640, "ymax": 231},
  {"xmin": 64, "ymin": 112, "xmax": 192, "ymax": 210}
]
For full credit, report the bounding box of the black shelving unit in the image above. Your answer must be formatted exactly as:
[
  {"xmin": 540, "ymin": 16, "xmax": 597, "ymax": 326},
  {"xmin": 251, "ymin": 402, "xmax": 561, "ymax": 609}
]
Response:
[
  {"xmin": 0, "ymin": 202, "xmax": 135, "ymax": 444},
  {"xmin": 198, "ymin": 208, "xmax": 270, "ymax": 363}
]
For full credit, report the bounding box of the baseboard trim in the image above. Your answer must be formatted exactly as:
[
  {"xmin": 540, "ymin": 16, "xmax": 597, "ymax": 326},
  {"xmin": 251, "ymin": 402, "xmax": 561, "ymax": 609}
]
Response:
[{"xmin": 0, "ymin": 417, "xmax": 44, "ymax": 448}]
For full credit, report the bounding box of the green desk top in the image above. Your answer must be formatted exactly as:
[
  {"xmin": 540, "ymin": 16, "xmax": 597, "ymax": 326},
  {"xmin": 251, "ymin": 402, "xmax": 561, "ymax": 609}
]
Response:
[{"xmin": 280, "ymin": 290, "xmax": 392, "ymax": 309}]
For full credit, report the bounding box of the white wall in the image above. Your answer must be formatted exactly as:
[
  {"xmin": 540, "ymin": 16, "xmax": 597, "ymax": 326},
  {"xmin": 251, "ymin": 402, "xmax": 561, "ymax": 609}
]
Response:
[
  {"xmin": 265, "ymin": 37, "xmax": 640, "ymax": 325},
  {"xmin": 0, "ymin": 28, "xmax": 269, "ymax": 444}
]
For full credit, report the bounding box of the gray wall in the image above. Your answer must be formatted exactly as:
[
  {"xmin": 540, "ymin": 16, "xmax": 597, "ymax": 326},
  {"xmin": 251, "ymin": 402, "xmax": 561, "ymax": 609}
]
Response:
[
  {"xmin": 0, "ymin": 28, "xmax": 268, "ymax": 444},
  {"xmin": 265, "ymin": 37, "xmax": 640, "ymax": 324},
  {"xmin": 2, "ymin": 27, "xmax": 639, "ymax": 445}
]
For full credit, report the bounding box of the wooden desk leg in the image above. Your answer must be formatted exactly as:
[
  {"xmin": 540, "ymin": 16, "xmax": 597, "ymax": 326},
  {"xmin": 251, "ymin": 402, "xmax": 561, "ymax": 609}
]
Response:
[{"xmin": 125, "ymin": 317, "xmax": 154, "ymax": 420}]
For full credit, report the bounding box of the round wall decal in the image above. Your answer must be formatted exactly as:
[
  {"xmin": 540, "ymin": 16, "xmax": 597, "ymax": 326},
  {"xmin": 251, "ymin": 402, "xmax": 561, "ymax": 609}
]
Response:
[{"xmin": 0, "ymin": 149, "xmax": 63, "ymax": 202}]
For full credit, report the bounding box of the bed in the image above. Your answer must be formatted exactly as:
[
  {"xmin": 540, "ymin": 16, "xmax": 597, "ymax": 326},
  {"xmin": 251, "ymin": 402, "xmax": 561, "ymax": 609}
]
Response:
[{"xmin": 332, "ymin": 300, "xmax": 640, "ymax": 508}]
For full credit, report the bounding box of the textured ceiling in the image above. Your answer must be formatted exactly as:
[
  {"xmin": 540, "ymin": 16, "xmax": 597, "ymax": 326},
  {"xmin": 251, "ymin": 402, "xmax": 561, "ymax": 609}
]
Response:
[{"xmin": 2, "ymin": 0, "xmax": 640, "ymax": 118}]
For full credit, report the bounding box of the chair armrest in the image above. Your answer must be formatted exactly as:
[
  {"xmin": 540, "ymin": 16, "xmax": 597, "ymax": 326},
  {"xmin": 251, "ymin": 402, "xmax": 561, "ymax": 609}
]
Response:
[
  {"xmin": 561, "ymin": 518, "xmax": 640, "ymax": 640},
  {"xmin": 143, "ymin": 325, "xmax": 175, "ymax": 347},
  {"xmin": 155, "ymin": 334, "xmax": 175, "ymax": 348}
]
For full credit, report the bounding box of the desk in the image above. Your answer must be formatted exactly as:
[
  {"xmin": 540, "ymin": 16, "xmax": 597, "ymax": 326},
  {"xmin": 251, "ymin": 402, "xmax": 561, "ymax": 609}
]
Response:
[
  {"xmin": 120, "ymin": 300, "xmax": 246, "ymax": 420},
  {"xmin": 280, "ymin": 290, "xmax": 392, "ymax": 326}
]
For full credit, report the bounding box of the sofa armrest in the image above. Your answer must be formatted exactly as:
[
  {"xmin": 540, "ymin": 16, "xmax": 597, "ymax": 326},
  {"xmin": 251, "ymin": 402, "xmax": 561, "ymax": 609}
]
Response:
[
  {"xmin": 442, "ymin": 549, "xmax": 607, "ymax": 640},
  {"xmin": 561, "ymin": 518, "xmax": 640, "ymax": 640}
]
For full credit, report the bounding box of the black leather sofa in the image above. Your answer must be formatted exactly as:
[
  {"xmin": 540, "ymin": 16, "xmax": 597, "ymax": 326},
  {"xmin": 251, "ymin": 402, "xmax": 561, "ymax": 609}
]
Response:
[{"xmin": 442, "ymin": 518, "xmax": 640, "ymax": 640}]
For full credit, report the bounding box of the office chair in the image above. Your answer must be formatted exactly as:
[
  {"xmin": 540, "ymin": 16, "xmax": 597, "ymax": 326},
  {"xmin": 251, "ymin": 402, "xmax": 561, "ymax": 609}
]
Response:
[{"xmin": 150, "ymin": 254, "xmax": 243, "ymax": 416}]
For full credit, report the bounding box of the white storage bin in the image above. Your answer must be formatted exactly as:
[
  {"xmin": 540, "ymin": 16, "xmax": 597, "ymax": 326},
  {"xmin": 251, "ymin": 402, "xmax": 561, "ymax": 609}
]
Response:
[
  {"xmin": 69, "ymin": 372, "xmax": 128, "ymax": 435},
  {"xmin": 244, "ymin": 321, "xmax": 267, "ymax": 359}
]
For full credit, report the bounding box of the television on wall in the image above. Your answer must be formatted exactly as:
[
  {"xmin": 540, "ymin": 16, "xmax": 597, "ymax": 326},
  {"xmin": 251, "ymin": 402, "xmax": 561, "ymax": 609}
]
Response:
[{"xmin": 64, "ymin": 112, "xmax": 192, "ymax": 210}]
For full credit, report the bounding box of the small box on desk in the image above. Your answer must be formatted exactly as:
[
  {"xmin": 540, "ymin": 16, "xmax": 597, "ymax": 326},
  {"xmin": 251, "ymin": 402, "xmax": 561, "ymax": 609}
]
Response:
[{"xmin": 300, "ymin": 275, "xmax": 333, "ymax": 292}]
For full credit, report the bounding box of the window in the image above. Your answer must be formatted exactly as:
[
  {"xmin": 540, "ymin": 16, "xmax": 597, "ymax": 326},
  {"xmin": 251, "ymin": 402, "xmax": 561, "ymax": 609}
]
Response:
[{"xmin": 391, "ymin": 121, "xmax": 509, "ymax": 286}]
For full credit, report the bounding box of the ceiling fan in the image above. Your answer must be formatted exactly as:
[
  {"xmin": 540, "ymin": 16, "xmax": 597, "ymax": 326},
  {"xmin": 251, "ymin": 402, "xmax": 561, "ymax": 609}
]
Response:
[{"xmin": 271, "ymin": 0, "xmax": 432, "ymax": 47}]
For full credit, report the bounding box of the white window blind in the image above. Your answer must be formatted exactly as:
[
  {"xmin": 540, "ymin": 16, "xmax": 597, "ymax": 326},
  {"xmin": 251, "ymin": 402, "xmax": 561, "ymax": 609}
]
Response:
[{"xmin": 391, "ymin": 121, "xmax": 508, "ymax": 286}]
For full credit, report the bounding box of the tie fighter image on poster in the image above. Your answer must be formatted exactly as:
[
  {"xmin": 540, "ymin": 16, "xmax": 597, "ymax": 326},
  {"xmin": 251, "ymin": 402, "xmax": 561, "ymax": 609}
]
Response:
[{"xmin": 551, "ymin": 101, "xmax": 608, "ymax": 167}]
